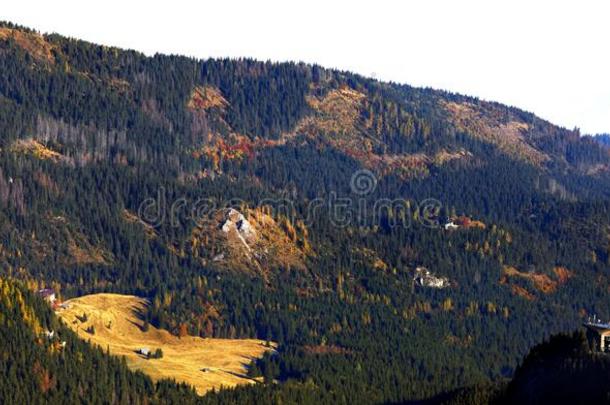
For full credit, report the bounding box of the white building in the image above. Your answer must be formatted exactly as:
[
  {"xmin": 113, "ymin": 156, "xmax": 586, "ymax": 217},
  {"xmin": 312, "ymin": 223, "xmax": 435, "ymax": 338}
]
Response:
[
  {"xmin": 444, "ymin": 222, "xmax": 459, "ymax": 230},
  {"xmin": 38, "ymin": 289, "xmax": 56, "ymax": 304}
]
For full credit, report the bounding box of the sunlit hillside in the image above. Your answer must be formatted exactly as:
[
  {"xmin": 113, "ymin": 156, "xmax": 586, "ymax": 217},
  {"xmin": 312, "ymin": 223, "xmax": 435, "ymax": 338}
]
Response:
[{"xmin": 57, "ymin": 293, "xmax": 275, "ymax": 395}]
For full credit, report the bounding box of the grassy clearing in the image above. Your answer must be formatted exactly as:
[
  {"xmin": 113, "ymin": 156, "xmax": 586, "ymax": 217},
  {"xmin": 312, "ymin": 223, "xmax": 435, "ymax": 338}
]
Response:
[{"xmin": 57, "ymin": 293, "xmax": 274, "ymax": 395}]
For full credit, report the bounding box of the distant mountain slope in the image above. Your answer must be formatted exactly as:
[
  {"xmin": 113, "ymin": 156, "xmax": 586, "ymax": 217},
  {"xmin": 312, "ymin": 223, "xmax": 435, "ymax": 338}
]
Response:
[
  {"xmin": 1, "ymin": 21, "xmax": 610, "ymax": 404},
  {"xmin": 0, "ymin": 21, "xmax": 608, "ymax": 189},
  {"xmin": 594, "ymin": 133, "xmax": 610, "ymax": 148}
]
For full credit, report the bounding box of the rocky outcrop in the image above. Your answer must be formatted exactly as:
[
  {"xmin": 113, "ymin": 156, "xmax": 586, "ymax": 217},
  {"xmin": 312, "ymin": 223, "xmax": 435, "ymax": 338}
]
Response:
[
  {"xmin": 413, "ymin": 267, "xmax": 450, "ymax": 288},
  {"xmin": 189, "ymin": 208, "xmax": 308, "ymax": 278}
]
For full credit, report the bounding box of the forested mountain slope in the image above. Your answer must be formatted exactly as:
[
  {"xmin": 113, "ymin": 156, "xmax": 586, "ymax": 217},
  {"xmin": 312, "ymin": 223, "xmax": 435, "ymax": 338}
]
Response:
[
  {"xmin": 1, "ymin": 21, "xmax": 610, "ymax": 403},
  {"xmin": 0, "ymin": 278, "xmax": 199, "ymax": 403},
  {"xmin": 594, "ymin": 134, "xmax": 610, "ymax": 148},
  {"xmin": 443, "ymin": 331, "xmax": 610, "ymax": 405}
]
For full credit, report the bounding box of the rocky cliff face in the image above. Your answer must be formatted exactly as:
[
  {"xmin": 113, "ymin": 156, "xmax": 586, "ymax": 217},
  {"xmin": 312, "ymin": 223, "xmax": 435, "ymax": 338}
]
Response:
[{"xmin": 188, "ymin": 208, "xmax": 308, "ymax": 278}]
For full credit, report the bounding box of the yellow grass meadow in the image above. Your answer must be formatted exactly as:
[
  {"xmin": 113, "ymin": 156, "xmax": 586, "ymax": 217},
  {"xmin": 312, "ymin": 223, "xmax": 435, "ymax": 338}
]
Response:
[{"xmin": 57, "ymin": 293, "xmax": 275, "ymax": 395}]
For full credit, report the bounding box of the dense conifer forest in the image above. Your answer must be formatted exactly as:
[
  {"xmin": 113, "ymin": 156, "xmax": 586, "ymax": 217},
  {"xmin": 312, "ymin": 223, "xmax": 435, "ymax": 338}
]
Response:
[
  {"xmin": 0, "ymin": 278, "xmax": 199, "ymax": 403},
  {"xmin": 1, "ymin": 21, "xmax": 610, "ymax": 403}
]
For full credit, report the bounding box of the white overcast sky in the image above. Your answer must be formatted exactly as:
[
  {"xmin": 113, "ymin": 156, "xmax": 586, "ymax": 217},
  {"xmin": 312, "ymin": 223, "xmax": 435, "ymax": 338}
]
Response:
[{"xmin": 3, "ymin": 0, "xmax": 609, "ymax": 134}]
